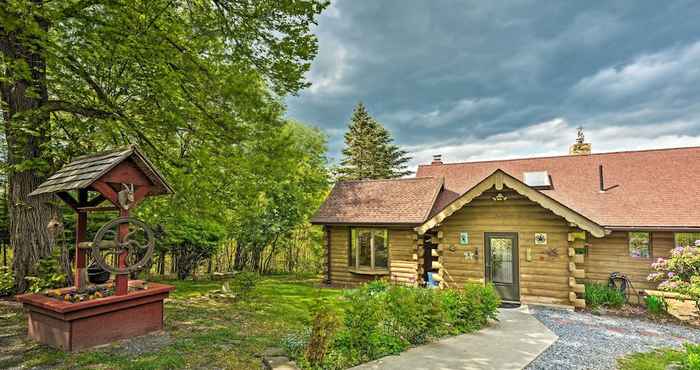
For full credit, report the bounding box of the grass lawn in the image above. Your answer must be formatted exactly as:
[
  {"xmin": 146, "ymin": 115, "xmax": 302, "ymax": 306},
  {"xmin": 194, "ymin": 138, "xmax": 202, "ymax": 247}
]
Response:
[
  {"xmin": 617, "ymin": 348, "xmax": 688, "ymax": 370},
  {"xmin": 0, "ymin": 274, "xmax": 345, "ymax": 369}
]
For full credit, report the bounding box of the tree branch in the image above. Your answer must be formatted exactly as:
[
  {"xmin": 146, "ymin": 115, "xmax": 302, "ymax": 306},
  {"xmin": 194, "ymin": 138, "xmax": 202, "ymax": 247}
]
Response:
[{"xmin": 44, "ymin": 100, "xmax": 115, "ymax": 118}]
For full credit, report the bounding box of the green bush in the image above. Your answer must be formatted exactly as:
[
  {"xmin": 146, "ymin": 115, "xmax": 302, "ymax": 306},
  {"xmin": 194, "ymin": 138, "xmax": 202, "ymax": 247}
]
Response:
[
  {"xmin": 290, "ymin": 281, "xmax": 501, "ymax": 369},
  {"xmin": 440, "ymin": 283, "xmax": 500, "ymax": 333},
  {"xmin": 230, "ymin": 271, "xmax": 259, "ymax": 297},
  {"xmin": 645, "ymin": 295, "xmax": 668, "ymax": 315},
  {"xmin": 0, "ymin": 266, "xmax": 14, "ymax": 296},
  {"xmin": 584, "ymin": 282, "xmax": 625, "ymax": 308}
]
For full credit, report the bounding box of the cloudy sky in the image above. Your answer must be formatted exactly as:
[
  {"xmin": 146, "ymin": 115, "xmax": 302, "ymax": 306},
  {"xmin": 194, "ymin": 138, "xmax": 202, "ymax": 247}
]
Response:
[{"xmin": 285, "ymin": 1, "xmax": 700, "ymax": 170}]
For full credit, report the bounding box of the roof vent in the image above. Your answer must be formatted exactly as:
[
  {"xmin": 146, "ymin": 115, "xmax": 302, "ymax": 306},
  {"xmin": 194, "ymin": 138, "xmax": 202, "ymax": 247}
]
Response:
[
  {"xmin": 523, "ymin": 171, "xmax": 552, "ymax": 189},
  {"xmin": 431, "ymin": 154, "xmax": 443, "ymax": 165}
]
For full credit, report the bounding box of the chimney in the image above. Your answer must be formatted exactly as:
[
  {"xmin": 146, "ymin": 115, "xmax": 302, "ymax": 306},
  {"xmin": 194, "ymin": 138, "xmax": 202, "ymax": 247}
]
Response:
[
  {"xmin": 569, "ymin": 126, "xmax": 591, "ymax": 155},
  {"xmin": 431, "ymin": 154, "xmax": 443, "ymax": 165}
]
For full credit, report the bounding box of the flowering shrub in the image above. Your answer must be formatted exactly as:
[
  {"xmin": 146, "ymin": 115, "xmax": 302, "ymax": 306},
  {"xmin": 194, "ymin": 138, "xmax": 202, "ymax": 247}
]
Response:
[{"xmin": 648, "ymin": 239, "xmax": 700, "ymax": 309}]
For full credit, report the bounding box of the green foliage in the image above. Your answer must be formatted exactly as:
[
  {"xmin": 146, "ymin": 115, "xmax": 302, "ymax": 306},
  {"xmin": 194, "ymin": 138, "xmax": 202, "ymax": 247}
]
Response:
[
  {"xmin": 2, "ymin": 0, "xmax": 329, "ymax": 289},
  {"xmin": 0, "ymin": 266, "xmax": 14, "ymax": 296},
  {"xmin": 230, "ymin": 272, "xmax": 260, "ymax": 298},
  {"xmin": 25, "ymin": 248, "xmax": 65, "ymax": 293},
  {"xmin": 441, "ymin": 283, "xmax": 501, "ymax": 333},
  {"xmin": 584, "ymin": 282, "xmax": 625, "ymax": 309},
  {"xmin": 290, "ymin": 281, "xmax": 500, "ymax": 369},
  {"xmin": 337, "ymin": 103, "xmax": 411, "ymax": 180},
  {"xmin": 649, "ymin": 246, "xmax": 700, "ymax": 310},
  {"xmin": 618, "ymin": 344, "xmax": 700, "ymax": 370},
  {"xmin": 645, "ymin": 295, "xmax": 668, "ymax": 315}
]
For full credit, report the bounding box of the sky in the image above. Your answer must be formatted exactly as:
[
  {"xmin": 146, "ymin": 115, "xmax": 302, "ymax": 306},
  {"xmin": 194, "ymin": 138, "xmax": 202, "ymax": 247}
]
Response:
[{"xmin": 285, "ymin": 1, "xmax": 700, "ymax": 170}]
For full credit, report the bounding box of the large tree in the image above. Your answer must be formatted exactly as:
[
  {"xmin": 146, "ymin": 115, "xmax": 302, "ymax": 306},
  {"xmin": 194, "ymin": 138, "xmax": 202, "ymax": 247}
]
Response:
[
  {"xmin": 0, "ymin": 0, "xmax": 328, "ymax": 291},
  {"xmin": 337, "ymin": 102, "xmax": 411, "ymax": 180}
]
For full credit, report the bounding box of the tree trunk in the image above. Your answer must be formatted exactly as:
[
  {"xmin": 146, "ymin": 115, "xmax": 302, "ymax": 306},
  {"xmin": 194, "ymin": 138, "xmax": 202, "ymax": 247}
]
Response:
[{"xmin": 1, "ymin": 5, "xmax": 59, "ymax": 292}]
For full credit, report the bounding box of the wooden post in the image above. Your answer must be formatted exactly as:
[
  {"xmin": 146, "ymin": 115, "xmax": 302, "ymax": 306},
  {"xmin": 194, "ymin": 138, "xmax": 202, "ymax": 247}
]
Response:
[
  {"xmin": 115, "ymin": 208, "xmax": 129, "ymax": 296},
  {"xmin": 75, "ymin": 189, "xmax": 88, "ymax": 291}
]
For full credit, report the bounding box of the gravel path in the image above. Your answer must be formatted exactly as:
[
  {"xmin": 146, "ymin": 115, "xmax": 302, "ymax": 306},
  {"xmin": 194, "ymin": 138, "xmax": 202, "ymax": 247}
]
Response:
[{"xmin": 525, "ymin": 306, "xmax": 700, "ymax": 370}]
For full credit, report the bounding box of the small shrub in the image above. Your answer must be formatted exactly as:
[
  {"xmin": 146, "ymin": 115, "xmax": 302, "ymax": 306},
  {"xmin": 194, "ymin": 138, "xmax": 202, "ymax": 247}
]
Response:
[
  {"xmin": 440, "ymin": 283, "xmax": 500, "ymax": 333},
  {"xmin": 645, "ymin": 295, "xmax": 668, "ymax": 315},
  {"xmin": 584, "ymin": 282, "xmax": 625, "ymax": 308},
  {"xmin": 0, "ymin": 266, "xmax": 14, "ymax": 296},
  {"xmin": 230, "ymin": 271, "xmax": 259, "ymax": 297},
  {"xmin": 305, "ymin": 301, "xmax": 340, "ymax": 366}
]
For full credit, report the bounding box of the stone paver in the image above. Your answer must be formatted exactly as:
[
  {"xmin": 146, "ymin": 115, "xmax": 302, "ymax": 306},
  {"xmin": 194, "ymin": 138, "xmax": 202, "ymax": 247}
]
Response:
[{"xmin": 352, "ymin": 306, "xmax": 557, "ymax": 370}]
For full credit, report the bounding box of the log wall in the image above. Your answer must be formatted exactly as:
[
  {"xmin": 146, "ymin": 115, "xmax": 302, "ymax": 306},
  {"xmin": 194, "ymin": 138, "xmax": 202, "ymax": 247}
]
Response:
[
  {"xmin": 437, "ymin": 187, "xmax": 572, "ymax": 306},
  {"xmin": 583, "ymin": 231, "xmax": 673, "ymax": 291},
  {"xmin": 327, "ymin": 226, "xmax": 418, "ymax": 287}
]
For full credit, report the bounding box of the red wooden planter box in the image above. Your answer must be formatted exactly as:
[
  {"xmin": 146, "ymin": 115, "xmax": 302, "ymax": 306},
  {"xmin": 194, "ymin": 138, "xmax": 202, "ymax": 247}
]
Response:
[{"xmin": 16, "ymin": 282, "xmax": 174, "ymax": 351}]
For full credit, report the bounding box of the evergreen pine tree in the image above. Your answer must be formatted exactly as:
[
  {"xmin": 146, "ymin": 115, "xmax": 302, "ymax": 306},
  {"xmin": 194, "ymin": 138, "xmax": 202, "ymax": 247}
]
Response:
[{"xmin": 338, "ymin": 103, "xmax": 411, "ymax": 180}]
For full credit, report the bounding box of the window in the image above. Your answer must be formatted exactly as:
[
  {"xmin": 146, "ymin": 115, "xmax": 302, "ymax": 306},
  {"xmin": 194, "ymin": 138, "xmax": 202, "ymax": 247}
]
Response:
[
  {"xmin": 349, "ymin": 229, "xmax": 388, "ymax": 271},
  {"xmin": 675, "ymin": 232, "xmax": 700, "ymax": 248},
  {"xmin": 629, "ymin": 232, "xmax": 651, "ymax": 258}
]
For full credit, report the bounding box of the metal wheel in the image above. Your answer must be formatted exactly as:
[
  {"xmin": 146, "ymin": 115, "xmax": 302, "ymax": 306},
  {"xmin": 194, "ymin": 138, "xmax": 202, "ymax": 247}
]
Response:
[{"xmin": 91, "ymin": 217, "xmax": 155, "ymax": 274}]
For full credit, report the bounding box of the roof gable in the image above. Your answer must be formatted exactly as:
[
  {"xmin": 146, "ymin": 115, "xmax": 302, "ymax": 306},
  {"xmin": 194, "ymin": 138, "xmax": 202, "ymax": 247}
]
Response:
[
  {"xmin": 311, "ymin": 177, "xmax": 443, "ymax": 225},
  {"xmin": 416, "ymin": 169, "xmax": 607, "ymax": 237},
  {"xmin": 29, "ymin": 145, "xmax": 173, "ymax": 197}
]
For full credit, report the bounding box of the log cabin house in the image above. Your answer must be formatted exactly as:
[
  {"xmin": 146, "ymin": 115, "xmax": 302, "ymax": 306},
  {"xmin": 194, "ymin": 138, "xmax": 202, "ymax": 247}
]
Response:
[{"xmin": 311, "ymin": 136, "xmax": 700, "ymax": 308}]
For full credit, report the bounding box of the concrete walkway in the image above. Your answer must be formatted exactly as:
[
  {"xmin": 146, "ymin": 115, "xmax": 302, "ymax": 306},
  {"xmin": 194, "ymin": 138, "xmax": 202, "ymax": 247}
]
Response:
[{"xmin": 351, "ymin": 306, "xmax": 557, "ymax": 370}]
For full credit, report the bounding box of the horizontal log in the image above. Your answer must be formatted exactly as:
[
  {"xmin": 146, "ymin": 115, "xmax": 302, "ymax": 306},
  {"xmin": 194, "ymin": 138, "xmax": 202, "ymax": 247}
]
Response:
[
  {"xmin": 571, "ymin": 268, "xmax": 585, "ymax": 279},
  {"xmin": 568, "ymin": 248, "xmax": 575, "ymax": 257},
  {"xmin": 432, "ymin": 261, "xmax": 443, "ymax": 270},
  {"xmin": 572, "ymin": 298, "xmax": 586, "ymax": 308},
  {"xmin": 573, "ymin": 254, "xmax": 585, "ymax": 264}
]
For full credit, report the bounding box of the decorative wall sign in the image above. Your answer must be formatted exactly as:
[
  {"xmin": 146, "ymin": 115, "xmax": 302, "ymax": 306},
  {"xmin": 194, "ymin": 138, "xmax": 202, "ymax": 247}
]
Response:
[
  {"xmin": 534, "ymin": 233, "xmax": 547, "ymax": 245},
  {"xmin": 492, "ymin": 193, "xmax": 508, "ymax": 201},
  {"xmin": 459, "ymin": 232, "xmax": 469, "ymax": 245}
]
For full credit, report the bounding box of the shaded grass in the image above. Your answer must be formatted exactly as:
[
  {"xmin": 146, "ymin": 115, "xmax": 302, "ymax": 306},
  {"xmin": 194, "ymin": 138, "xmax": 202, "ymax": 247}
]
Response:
[{"xmin": 0, "ymin": 274, "xmax": 345, "ymax": 369}]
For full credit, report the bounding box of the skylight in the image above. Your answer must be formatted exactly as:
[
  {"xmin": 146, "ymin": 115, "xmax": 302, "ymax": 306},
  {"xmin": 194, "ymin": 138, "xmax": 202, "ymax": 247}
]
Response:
[{"xmin": 523, "ymin": 171, "xmax": 551, "ymax": 188}]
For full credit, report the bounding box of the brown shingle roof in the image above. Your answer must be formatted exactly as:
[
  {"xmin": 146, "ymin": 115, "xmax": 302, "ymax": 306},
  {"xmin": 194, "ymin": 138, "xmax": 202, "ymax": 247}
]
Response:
[
  {"xmin": 417, "ymin": 146, "xmax": 700, "ymax": 229},
  {"xmin": 311, "ymin": 177, "xmax": 444, "ymax": 225},
  {"xmin": 29, "ymin": 145, "xmax": 174, "ymax": 197}
]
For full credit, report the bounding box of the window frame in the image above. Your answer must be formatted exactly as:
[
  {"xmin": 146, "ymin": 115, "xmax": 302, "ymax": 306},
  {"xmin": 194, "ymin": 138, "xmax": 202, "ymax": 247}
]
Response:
[
  {"xmin": 628, "ymin": 231, "xmax": 652, "ymax": 259},
  {"xmin": 348, "ymin": 228, "xmax": 390, "ymax": 272},
  {"xmin": 674, "ymin": 232, "xmax": 700, "ymax": 248}
]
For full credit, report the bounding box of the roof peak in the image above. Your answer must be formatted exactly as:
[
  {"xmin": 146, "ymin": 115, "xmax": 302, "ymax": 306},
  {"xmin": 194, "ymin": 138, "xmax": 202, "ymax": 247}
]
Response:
[{"xmin": 419, "ymin": 145, "xmax": 700, "ymax": 168}]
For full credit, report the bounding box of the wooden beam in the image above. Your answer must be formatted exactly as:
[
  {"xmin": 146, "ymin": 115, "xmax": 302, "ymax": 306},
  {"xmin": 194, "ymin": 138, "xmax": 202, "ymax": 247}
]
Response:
[
  {"xmin": 76, "ymin": 206, "xmax": 119, "ymax": 212},
  {"xmin": 91, "ymin": 181, "xmax": 120, "ymax": 207},
  {"xmin": 56, "ymin": 192, "xmax": 79, "ymax": 211},
  {"xmin": 85, "ymin": 194, "xmax": 106, "ymax": 207}
]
